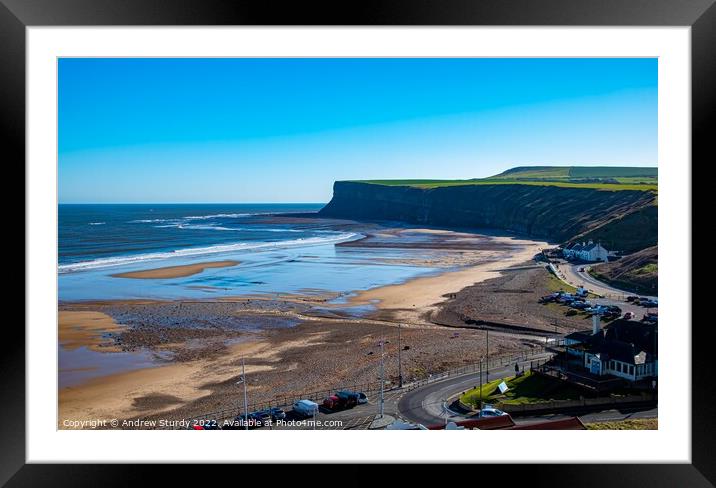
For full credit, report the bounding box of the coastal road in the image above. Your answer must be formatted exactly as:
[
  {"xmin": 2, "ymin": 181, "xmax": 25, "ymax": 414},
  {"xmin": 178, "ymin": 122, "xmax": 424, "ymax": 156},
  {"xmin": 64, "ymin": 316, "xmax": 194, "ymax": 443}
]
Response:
[
  {"xmin": 396, "ymin": 356, "xmax": 657, "ymax": 427},
  {"xmin": 555, "ymin": 261, "xmax": 657, "ymax": 301},
  {"xmin": 397, "ymin": 355, "xmax": 553, "ymax": 426}
]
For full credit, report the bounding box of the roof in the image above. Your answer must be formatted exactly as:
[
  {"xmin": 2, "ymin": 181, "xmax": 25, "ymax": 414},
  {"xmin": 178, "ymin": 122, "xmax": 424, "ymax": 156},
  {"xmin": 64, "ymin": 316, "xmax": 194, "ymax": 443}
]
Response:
[
  {"xmin": 427, "ymin": 415, "xmax": 516, "ymax": 430},
  {"xmin": 510, "ymin": 417, "xmax": 586, "ymax": 430},
  {"xmin": 573, "ymin": 319, "xmax": 657, "ymax": 365},
  {"xmin": 565, "ymin": 331, "xmax": 592, "ymax": 342}
]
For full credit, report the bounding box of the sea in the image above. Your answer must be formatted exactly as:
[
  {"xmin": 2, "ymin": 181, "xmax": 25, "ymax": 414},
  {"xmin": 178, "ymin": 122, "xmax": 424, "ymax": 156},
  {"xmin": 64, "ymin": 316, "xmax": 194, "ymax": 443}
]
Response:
[{"xmin": 58, "ymin": 204, "xmax": 443, "ymax": 301}]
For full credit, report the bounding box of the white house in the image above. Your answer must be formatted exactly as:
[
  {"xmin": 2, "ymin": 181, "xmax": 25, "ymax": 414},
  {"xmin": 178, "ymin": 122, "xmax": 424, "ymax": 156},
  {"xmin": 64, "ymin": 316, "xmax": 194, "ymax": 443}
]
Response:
[{"xmin": 562, "ymin": 240, "xmax": 609, "ymax": 262}]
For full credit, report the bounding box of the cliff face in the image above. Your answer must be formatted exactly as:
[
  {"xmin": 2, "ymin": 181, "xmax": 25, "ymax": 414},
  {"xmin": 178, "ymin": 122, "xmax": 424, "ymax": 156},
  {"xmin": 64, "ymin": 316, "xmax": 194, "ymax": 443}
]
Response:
[{"xmin": 319, "ymin": 181, "xmax": 657, "ymax": 249}]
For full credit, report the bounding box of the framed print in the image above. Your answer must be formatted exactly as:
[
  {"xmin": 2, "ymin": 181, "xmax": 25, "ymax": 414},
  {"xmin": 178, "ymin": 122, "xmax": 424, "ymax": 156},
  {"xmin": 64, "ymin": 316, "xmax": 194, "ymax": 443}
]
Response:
[{"xmin": 3, "ymin": 0, "xmax": 711, "ymax": 484}]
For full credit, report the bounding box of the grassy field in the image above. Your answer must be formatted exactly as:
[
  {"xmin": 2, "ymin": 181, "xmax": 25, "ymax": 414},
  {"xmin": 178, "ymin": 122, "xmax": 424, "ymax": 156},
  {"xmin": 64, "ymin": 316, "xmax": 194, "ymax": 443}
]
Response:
[
  {"xmin": 355, "ymin": 179, "xmax": 657, "ymax": 191},
  {"xmin": 354, "ymin": 166, "xmax": 658, "ymax": 192},
  {"xmin": 460, "ymin": 371, "xmax": 586, "ymax": 406},
  {"xmin": 586, "ymin": 418, "xmax": 657, "ymax": 430}
]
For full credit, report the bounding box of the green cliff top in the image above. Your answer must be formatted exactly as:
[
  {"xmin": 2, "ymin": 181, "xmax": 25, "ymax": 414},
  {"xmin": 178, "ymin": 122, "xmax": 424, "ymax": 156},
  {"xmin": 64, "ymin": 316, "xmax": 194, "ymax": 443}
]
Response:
[{"xmin": 350, "ymin": 166, "xmax": 658, "ymax": 192}]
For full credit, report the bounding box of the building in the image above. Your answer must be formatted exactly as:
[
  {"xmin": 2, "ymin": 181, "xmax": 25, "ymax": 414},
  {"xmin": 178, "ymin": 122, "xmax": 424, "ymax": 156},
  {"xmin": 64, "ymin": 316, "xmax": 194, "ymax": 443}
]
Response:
[
  {"xmin": 562, "ymin": 240, "xmax": 609, "ymax": 262},
  {"xmin": 564, "ymin": 318, "xmax": 657, "ymax": 383}
]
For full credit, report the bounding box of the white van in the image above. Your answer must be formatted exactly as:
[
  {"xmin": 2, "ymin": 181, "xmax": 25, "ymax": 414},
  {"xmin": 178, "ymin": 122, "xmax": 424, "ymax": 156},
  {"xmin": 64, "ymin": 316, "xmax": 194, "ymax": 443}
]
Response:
[{"xmin": 292, "ymin": 399, "xmax": 318, "ymax": 418}]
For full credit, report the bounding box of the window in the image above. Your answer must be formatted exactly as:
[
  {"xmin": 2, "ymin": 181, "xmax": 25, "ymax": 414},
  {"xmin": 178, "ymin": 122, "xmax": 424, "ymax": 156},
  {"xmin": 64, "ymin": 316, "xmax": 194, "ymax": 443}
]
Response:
[{"xmin": 629, "ymin": 365, "xmax": 634, "ymax": 375}]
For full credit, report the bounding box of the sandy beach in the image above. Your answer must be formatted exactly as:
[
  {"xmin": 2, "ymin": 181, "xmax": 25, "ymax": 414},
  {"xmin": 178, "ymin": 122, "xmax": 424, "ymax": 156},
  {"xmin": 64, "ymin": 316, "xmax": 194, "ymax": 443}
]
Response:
[
  {"xmin": 350, "ymin": 234, "xmax": 546, "ymax": 322},
  {"xmin": 111, "ymin": 260, "xmax": 240, "ymax": 279},
  {"xmin": 58, "ymin": 228, "xmax": 568, "ymax": 428}
]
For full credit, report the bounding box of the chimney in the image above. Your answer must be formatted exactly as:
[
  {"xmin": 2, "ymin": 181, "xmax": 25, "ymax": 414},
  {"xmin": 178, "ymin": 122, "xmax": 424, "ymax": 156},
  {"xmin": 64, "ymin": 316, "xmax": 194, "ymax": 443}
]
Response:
[{"xmin": 592, "ymin": 314, "xmax": 600, "ymax": 335}]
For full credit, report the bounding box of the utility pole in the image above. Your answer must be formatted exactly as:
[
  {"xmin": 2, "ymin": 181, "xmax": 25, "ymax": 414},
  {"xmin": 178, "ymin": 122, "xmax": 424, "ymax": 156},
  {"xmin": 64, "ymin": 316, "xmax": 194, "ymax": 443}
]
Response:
[
  {"xmin": 379, "ymin": 339, "xmax": 385, "ymax": 418},
  {"xmin": 398, "ymin": 323, "xmax": 403, "ymax": 388},
  {"xmin": 479, "ymin": 357, "xmax": 483, "ymax": 411}
]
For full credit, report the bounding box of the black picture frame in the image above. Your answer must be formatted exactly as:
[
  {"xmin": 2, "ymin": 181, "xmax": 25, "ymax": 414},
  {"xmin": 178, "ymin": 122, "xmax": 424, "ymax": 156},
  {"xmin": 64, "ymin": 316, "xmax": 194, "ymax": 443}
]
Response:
[{"xmin": 3, "ymin": 0, "xmax": 708, "ymax": 484}]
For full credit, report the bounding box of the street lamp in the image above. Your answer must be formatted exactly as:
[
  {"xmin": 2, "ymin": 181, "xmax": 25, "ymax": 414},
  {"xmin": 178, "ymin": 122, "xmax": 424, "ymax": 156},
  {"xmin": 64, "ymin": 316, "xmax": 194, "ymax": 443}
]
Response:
[
  {"xmin": 485, "ymin": 329, "xmax": 490, "ymax": 383},
  {"xmin": 378, "ymin": 339, "xmax": 386, "ymax": 418},
  {"xmin": 235, "ymin": 358, "xmax": 249, "ymax": 431},
  {"xmin": 398, "ymin": 323, "xmax": 403, "ymax": 388}
]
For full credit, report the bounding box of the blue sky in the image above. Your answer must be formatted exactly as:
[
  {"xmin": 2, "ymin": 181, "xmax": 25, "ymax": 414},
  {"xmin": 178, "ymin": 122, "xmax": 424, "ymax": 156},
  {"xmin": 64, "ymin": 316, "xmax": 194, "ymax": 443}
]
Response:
[{"xmin": 59, "ymin": 58, "xmax": 657, "ymax": 203}]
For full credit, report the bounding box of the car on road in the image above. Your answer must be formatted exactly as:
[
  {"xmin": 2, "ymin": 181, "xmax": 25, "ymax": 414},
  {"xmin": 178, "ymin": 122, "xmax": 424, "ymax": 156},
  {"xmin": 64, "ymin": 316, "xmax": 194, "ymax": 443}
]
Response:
[
  {"xmin": 476, "ymin": 405, "xmax": 508, "ymax": 418},
  {"xmin": 292, "ymin": 399, "xmax": 319, "ymax": 418}
]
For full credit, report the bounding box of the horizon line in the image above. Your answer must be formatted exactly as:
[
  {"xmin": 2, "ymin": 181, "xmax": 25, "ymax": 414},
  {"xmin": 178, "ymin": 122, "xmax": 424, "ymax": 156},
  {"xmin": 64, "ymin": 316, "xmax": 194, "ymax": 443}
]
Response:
[{"xmin": 58, "ymin": 202, "xmax": 328, "ymax": 205}]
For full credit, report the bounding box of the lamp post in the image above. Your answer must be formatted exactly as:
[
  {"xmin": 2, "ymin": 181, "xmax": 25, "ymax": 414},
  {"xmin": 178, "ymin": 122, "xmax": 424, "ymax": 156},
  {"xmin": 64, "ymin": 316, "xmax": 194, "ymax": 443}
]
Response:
[
  {"xmin": 485, "ymin": 329, "xmax": 490, "ymax": 384},
  {"xmin": 235, "ymin": 358, "xmax": 249, "ymax": 431},
  {"xmin": 378, "ymin": 339, "xmax": 386, "ymax": 418},
  {"xmin": 398, "ymin": 323, "xmax": 403, "ymax": 388}
]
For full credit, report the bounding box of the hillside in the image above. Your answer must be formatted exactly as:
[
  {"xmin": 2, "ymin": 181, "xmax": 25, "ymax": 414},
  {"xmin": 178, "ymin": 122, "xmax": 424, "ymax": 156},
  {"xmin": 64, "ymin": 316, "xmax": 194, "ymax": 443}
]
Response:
[{"xmin": 588, "ymin": 246, "xmax": 658, "ymax": 295}]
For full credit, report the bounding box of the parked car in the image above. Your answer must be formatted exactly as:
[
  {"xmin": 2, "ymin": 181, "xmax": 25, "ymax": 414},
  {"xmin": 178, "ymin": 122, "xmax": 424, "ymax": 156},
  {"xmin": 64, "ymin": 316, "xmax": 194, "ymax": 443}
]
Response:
[
  {"xmin": 267, "ymin": 407, "xmax": 286, "ymax": 420},
  {"xmin": 322, "ymin": 395, "xmax": 342, "ymax": 411},
  {"xmin": 626, "ymin": 295, "xmax": 639, "ymax": 302},
  {"xmin": 221, "ymin": 416, "xmax": 245, "ymax": 430},
  {"xmin": 292, "ymin": 399, "xmax": 319, "ymax": 418},
  {"xmin": 623, "ymin": 312, "xmax": 634, "ymax": 320},
  {"xmin": 640, "ymin": 300, "xmax": 658, "ymax": 308},
  {"xmin": 586, "ymin": 305, "xmax": 607, "ymax": 315},
  {"xmin": 336, "ymin": 390, "xmax": 363, "ymax": 407},
  {"xmin": 245, "ymin": 411, "xmax": 270, "ymax": 428},
  {"xmin": 642, "ymin": 312, "xmax": 658, "ymax": 323}
]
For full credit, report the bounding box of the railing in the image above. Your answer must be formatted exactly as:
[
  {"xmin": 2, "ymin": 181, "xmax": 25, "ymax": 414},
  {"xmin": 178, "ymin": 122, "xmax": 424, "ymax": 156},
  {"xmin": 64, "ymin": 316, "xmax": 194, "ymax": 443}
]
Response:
[{"xmin": 152, "ymin": 345, "xmax": 560, "ymax": 428}]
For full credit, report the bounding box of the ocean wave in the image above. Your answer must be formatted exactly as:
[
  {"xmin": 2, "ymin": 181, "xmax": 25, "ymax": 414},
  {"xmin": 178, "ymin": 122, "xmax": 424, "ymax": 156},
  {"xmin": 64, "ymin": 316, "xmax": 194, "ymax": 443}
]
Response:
[
  {"xmin": 88, "ymin": 222, "xmax": 106, "ymax": 225},
  {"xmin": 153, "ymin": 223, "xmax": 302, "ymax": 232},
  {"xmin": 183, "ymin": 213, "xmax": 263, "ymax": 220},
  {"xmin": 58, "ymin": 232, "xmax": 362, "ymax": 274},
  {"xmin": 129, "ymin": 212, "xmax": 271, "ymax": 224}
]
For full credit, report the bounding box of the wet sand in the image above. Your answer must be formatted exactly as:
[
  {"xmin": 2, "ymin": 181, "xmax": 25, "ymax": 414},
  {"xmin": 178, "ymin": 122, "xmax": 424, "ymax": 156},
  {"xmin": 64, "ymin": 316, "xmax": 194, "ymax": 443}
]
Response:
[
  {"xmin": 59, "ymin": 311, "xmax": 124, "ymax": 352},
  {"xmin": 111, "ymin": 260, "xmax": 240, "ymax": 279}
]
